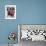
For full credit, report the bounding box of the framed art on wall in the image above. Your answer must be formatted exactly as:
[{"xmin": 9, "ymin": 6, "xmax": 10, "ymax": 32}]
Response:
[
  {"xmin": 5, "ymin": 5, "xmax": 16, "ymax": 19},
  {"xmin": 18, "ymin": 24, "xmax": 46, "ymax": 42}
]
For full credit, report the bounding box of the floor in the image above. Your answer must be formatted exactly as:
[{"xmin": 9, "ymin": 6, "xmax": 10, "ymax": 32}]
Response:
[
  {"xmin": 0, "ymin": 40, "xmax": 46, "ymax": 46},
  {"xmin": 0, "ymin": 44, "xmax": 18, "ymax": 46},
  {"xmin": 19, "ymin": 39, "xmax": 46, "ymax": 46}
]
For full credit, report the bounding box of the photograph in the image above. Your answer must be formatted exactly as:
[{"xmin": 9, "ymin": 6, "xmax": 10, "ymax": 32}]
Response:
[
  {"xmin": 18, "ymin": 24, "xmax": 46, "ymax": 46},
  {"xmin": 5, "ymin": 5, "xmax": 16, "ymax": 19}
]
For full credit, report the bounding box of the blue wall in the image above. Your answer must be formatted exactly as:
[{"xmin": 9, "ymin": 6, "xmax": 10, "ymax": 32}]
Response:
[{"xmin": 0, "ymin": 0, "xmax": 46, "ymax": 44}]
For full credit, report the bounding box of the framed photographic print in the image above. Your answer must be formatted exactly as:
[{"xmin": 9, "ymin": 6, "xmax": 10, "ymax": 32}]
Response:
[
  {"xmin": 18, "ymin": 24, "xmax": 46, "ymax": 42},
  {"xmin": 5, "ymin": 5, "xmax": 16, "ymax": 19}
]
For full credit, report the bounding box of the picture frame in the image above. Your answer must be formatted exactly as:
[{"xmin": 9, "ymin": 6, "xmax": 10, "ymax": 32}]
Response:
[
  {"xmin": 5, "ymin": 5, "xmax": 16, "ymax": 19},
  {"xmin": 18, "ymin": 24, "xmax": 46, "ymax": 42}
]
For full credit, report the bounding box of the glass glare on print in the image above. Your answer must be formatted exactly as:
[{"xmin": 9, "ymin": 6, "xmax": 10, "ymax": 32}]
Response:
[{"xmin": 5, "ymin": 5, "xmax": 16, "ymax": 19}]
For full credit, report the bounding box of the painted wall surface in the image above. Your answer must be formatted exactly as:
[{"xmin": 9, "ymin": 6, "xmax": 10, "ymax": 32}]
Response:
[{"xmin": 0, "ymin": 0, "xmax": 46, "ymax": 44}]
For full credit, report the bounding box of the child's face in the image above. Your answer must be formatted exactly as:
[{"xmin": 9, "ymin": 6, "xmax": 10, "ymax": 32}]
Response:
[{"xmin": 7, "ymin": 7, "xmax": 15, "ymax": 17}]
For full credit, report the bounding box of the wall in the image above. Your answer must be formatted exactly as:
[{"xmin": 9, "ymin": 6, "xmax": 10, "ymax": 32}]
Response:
[{"xmin": 0, "ymin": 0, "xmax": 46, "ymax": 44}]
